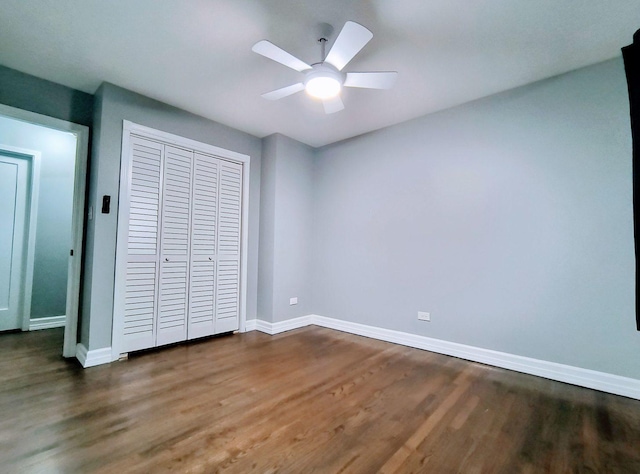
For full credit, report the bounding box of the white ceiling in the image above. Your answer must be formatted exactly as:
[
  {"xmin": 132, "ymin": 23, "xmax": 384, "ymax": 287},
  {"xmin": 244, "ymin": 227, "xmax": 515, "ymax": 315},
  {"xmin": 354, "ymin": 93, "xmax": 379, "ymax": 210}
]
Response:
[{"xmin": 0, "ymin": 1, "xmax": 637, "ymax": 147}]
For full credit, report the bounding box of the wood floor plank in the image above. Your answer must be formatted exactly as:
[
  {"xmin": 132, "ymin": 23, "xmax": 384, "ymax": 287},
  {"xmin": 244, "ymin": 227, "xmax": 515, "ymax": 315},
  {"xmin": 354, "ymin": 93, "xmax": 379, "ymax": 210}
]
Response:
[{"xmin": 1, "ymin": 327, "xmax": 640, "ymax": 473}]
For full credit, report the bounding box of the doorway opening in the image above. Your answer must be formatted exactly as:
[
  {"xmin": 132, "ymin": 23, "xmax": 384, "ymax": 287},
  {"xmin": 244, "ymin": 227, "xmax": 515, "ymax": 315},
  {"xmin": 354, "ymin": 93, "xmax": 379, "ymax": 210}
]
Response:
[{"xmin": 0, "ymin": 104, "xmax": 88, "ymax": 358}]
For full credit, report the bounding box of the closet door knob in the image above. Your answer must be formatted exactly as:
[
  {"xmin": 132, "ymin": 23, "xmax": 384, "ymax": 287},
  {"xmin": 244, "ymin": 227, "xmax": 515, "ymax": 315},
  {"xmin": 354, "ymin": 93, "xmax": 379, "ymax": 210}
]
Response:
[
  {"xmin": 165, "ymin": 258, "xmax": 169, "ymax": 262},
  {"xmin": 208, "ymin": 257, "xmax": 212, "ymax": 261}
]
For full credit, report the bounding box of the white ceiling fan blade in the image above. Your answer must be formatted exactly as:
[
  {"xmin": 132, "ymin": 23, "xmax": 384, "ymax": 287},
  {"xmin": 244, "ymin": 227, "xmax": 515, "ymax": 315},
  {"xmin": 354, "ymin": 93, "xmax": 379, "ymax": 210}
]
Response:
[
  {"xmin": 344, "ymin": 72, "xmax": 398, "ymax": 89},
  {"xmin": 323, "ymin": 96, "xmax": 344, "ymax": 114},
  {"xmin": 324, "ymin": 21, "xmax": 373, "ymax": 71},
  {"xmin": 261, "ymin": 83, "xmax": 305, "ymax": 100},
  {"xmin": 252, "ymin": 40, "xmax": 312, "ymax": 72}
]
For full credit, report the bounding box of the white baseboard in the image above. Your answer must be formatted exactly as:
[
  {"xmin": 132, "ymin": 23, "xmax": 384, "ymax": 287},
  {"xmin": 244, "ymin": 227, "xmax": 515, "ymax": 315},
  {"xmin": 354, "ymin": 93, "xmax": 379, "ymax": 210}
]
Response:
[
  {"xmin": 244, "ymin": 319, "xmax": 257, "ymax": 332},
  {"xmin": 76, "ymin": 343, "xmax": 113, "ymax": 368},
  {"xmin": 29, "ymin": 315, "xmax": 65, "ymax": 330},
  {"xmin": 251, "ymin": 315, "xmax": 314, "ymax": 335},
  {"xmin": 248, "ymin": 314, "xmax": 640, "ymax": 400}
]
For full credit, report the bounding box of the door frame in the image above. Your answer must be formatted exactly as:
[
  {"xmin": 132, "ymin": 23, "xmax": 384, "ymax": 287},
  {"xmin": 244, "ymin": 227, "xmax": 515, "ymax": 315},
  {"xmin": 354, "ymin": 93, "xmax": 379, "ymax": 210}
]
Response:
[
  {"xmin": 112, "ymin": 120, "xmax": 250, "ymax": 361},
  {"xmin": 0, "ymin": 145, "xmax": 41, "ymax": 332},
  {"xmin": 0, "ymin": 104, "xmax": 89, "ymax": 358}
]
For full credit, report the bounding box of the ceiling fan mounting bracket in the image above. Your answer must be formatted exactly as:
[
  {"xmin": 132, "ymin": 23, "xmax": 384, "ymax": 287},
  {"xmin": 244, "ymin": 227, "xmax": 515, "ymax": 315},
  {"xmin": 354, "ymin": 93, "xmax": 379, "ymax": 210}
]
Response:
[{"xmin": 316, "ymin": 22, "xmax": 335, "ymax": 43}]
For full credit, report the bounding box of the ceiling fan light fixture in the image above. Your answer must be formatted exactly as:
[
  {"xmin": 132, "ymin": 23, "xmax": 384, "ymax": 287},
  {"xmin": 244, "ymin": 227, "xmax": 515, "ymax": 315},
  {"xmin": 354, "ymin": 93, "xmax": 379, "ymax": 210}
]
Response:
[
  {"xmin": 304, "ymin": 64, "xmax": 343, "ymax": 100},
  {"xmin": 305, "ymin": 76, "xmax": 341, "ymax": 99}
]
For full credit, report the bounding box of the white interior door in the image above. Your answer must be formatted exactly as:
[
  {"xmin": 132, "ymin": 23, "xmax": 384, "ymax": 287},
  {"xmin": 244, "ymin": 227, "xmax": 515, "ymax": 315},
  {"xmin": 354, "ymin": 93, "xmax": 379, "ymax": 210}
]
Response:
[
  {"xmin": 120, "ymin": 136, "xmax": 163, "ymax": 352},
  {"xmin": 0, "ymin": 154, "xmax": 28, "ymax": 331},
  {"xmin": 215, "ymin": 160, "xmax": 242, "ymax": 334},
  {"xmin": 113, "ymin": 121, "xmax": 250, "ymax": 360},
  {"xmin": 188, "ymin": 152, "xmax": 219, "ymax": 339},
  {"xmin": 157, "ymin": 145, "xmax": 192, "ymax": 346}
]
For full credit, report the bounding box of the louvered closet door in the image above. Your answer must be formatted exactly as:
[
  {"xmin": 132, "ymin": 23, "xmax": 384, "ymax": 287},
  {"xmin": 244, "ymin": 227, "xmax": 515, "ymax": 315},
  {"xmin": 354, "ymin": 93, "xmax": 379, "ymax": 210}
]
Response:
[
  {"xmin": 121, "ymin": 137, "xmax": 163, "ymax": 352},
  {"xmin": 157, "ymin": 145, "xmax": 193, "ymax": 346},
  {"xmin": 187, "ymin": 153, "xmax": 218, "ymax": 339},
  {"xmin": 215, "ymin": 160, "xmax": 242, "ymax": 333}
]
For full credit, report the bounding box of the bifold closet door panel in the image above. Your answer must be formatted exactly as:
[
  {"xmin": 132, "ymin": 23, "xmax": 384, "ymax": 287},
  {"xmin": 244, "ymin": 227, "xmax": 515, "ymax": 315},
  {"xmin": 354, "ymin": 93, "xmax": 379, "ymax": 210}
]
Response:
[
  {"xmin": 157, "ymin": 145, "xmax": 193, "ymax": 346},
  {"xmin": 121, "ymin": 137, "xmax": 163, "ymax": 352},
  {"xmin": 215, "ymin": 160, "xmax": 242, "ymax": 334},
  {"xmin": 188, "ymin": 153, "xmax": 219, "ymax": 339}
]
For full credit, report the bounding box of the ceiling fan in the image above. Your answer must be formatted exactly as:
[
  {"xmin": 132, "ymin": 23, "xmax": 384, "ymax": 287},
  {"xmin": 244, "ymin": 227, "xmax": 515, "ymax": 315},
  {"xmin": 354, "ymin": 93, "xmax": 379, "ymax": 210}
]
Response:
[{"xmin": 252, "ymin": 21, "xmax": 397, "ymax": 114}]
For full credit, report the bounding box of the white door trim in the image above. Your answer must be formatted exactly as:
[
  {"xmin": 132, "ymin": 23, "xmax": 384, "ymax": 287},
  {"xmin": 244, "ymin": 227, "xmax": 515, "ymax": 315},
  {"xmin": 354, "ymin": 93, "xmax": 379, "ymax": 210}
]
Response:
[
  {"xmin": 0, "ymin": 145, "xmax": 41, "ymax": 332},
  {"xmin": 112, "ymin": 120, "xmax": 251, "ymax": 361},
  {"xmin": 0, "ymin": 104, "xmax": 89, "ymax": 358}
]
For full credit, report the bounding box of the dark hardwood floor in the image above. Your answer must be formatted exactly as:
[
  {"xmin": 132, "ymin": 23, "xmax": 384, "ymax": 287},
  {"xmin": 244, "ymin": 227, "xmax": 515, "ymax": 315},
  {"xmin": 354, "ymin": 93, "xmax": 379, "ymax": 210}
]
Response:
[{"xmin": 1, "ymin": 326, "xmax": 639, "ymax": 473}]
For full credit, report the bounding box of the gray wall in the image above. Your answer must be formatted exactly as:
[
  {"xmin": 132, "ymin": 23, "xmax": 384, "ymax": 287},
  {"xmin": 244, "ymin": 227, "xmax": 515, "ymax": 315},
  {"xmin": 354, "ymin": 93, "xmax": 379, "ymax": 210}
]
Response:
[
  {"xmin": 83, "ymin": 83, "xmax": 262, "ymax": 350},
  {"xmin": 0, "ymin": 65, "xmax": 93, "ymax": 127},
  {"xmin": 257, "ymin": 136, "xmax": 277, "ymax": 322},
  {"xmin": 0, "ymin": 116, "xmax": 76, "ymax": 318},
  {"xmin": 2, "ymin": 59, "xmax": 636, "ymax": 381},
  {"xmin": 258, "ymin": 134, "xmax": 314, "ymax": 322},
  {"xmin": 312, "ymin": 58, "xmax": 640, "ymax": 379}
]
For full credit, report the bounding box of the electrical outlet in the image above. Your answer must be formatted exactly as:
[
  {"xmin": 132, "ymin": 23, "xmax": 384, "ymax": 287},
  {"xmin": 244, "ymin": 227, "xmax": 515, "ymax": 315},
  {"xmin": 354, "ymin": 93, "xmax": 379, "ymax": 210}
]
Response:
[
  {"xmin": 418, "ymin": 311, "xmax": 430, "ymax": 322},
  {"xmin": 289, "ymin": 297, "xmax": 298, "ymax": 305}
]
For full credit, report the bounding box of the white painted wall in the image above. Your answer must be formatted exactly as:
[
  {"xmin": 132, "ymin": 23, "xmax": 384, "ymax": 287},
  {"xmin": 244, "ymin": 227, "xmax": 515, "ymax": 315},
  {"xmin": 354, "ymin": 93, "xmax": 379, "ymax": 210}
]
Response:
[
  {"xmin": 311, "ymin": 58, "xmax": 640, "ymax": 379},
  {"xmin": 0, "ymin": 116, "xmax": 76, "ymax": 319}
]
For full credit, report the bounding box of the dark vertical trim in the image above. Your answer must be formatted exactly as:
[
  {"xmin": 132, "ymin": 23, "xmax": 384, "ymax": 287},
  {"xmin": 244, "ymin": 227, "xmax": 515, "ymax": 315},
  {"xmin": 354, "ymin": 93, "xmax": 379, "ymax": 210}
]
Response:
[{"xmin": 622, "ymin": 29, "xmax": 640, "ymax": 331}]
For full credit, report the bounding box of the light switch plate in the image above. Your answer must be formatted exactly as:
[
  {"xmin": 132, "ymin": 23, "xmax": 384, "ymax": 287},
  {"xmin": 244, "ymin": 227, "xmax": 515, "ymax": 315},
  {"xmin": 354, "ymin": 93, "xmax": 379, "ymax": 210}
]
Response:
[
  {"xmin": 290, "ymin": 297, "xmax": 298, "ymax": 305},
  {"xmin": 418, "ymin": 311, "xmax": 430, "ymax": 321}
]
